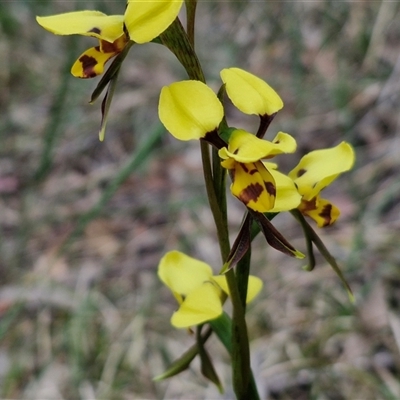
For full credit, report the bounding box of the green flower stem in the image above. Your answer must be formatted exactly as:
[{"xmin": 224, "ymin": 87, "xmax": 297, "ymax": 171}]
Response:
[
  {"xmin": 225, "ymin": 268, "xmax": 251, "ymax": 398},
  {"xmin": 154, "ymin": 327, "xmax": 213, "ymax": 381},
  {"xmin": 160, "ymin": 18, "xmax": 205, "ymax": 82},
  {"xmin": 236, "ymin": 247, "xmax": 251, "ymax": 309},
  {"xmin": 200, "ymin": 140, "xmax": 230, "ymax": 260},
  {"xmin": 291, "ymin": 209, "xmax": 354, "ymax": 301},
  {"xmin": 185, "ymin": 0, "xmax": 197, "ymax": 48}
]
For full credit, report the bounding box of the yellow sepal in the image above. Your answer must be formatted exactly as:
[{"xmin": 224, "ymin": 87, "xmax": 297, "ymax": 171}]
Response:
[
  {"xmin": 212, "ymin": 275, "xmax": 263, "ymax": 303},
  {"xmin": 289, "ymin": 142, "xmax": 355, "ymax": 201},
  {"xmin": 158, "ymin": 251, "xmax": 213, "ymax": 298},
  {"xmin": 266, "ymin": 165, "xmax": 302, "ymax": 212},
  {"xmin": 159, "ymin": 80, "xmax": 224, "ymax": 141},
  {"xmin": 171, "ymin": 282, "xmax": 223, "ymax": 328},
  {"xmin": 219, "ymin": 130, "xmax": 296, "ymax": 163},
  {"xmin": 36, "ymin": 11, "xmax": 124, "ymax": 42},
  {"xmin": 220, "ymin": 67, "xmax": 283, "ymax": 116},
  {"xmin": 125, "ymin": 0, "xmax": 183, "ymax": 43}
]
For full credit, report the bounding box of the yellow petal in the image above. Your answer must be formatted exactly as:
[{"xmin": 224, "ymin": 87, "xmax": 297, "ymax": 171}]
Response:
[
  {"xmin": 220, "ymin": 67, "xmax": 283, "ymax": 116},
  {"xmin": 171, "ymin": 282, "xmax": 223, "ymax": 328},
  {"xmin": 218, "ymin": 130, "xmax": 296, "ymax": 163},
  {"xmin": 159, "ymin": 81, "xmax": 224, "ymax": 141},
  {"xmin": 125, "ymin": 0, "xmax": 183, "ymax": 43},
  {"xmin": 229, "ymin": 161, "xmax": 276, "ymax": 212},
  {"xmin": 267, "ymin": 167, "xmax": 302, "ymax": 212},
  {"xmin": 289, "ymin": 142, "xmax": 355, "ymax": 201},
  {"xmin": 71, "ymin": 46, "xmax": 117, "ymax": 78},
  {"xmin": 158, "ymin": 251, "xmax": 213, "ymax": 297},
  {"xmin": 299, "ymin": 196, "xmax": 340, "ymax": 227},
  {"xmin": 36, "ymin": 11, "xmax": 124, "ymax": 42},
  {"xmin": 212, "ymin": 275, "xmax": 263, "ymax": 303}
]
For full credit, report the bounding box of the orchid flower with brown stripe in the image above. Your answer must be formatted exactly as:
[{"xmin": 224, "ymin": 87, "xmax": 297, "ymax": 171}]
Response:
[
  {"xmin": 37, "ymin": 0, "xmax": 183, "ymax": 78},
  {"xmin": 288, "ymin": 142, "xmax": 355, "ymax": 227},
  {"xmin": 158, "ymin": 71, "xmax": 300, "ymax": 213}
]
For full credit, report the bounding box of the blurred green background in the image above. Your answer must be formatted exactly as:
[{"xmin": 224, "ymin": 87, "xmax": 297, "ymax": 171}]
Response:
[{"xmin": 1, "ymin": 1, "xmax": 400, "ymax": 398}]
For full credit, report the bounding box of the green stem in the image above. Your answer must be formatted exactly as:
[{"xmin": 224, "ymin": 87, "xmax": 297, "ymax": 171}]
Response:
[
  {"xmin": 200, "ymin": 141, "xmax": 230, "ymax": 260},
  {"xmin": 236, "ymin": 247, "xmax": 251, "ymax": 309},
  {"xmin": 185, "ymin": 0, "xmax": 197, "ymax": 48},
  {"xmin": 225, "ymin": 268, "xmax": 251, "ymax": 399}
]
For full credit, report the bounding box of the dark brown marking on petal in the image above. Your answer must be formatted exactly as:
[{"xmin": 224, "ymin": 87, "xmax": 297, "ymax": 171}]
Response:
[
  {"xmin": 88, "ymin": 27, "xmax": 101, "ymax": 34},
  {"xmin": 265, "ymin": 181, "xmax": 276, "ymax": 196},
  {"xmin": 297, "ymin": 168, "xmax": 306, "ymax": 177},
  {"xmin": 233, "ymin": 149, "xmax": 239, "ymax": 155},
  {"xmin": 79, "ymin": 55, "xmax": 98, "ymax": 78},
  {"xmin": 238, "ymin": 183, "xmax": 264, "ymax": 205},
  {"xmin": 299, "ymin": 198, "xmax": 317, "ymax": 213},
  {"xmin": 101, "ymin": 40, "xmax": 118, "ymax": 53},
  {"xmin": 319, "ymin": 203, "xmax": 333, "ymax": 227},
  {"xmin": 240, "ymin": 163, "xmax": 249, "ymax": 173},
  {"xmin": 274, "ymin": 140, "xmax": 280, "ymax": 144}
]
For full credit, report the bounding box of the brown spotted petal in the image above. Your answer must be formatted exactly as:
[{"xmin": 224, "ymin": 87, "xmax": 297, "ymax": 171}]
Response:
[
  {"xmin": 222, "ymin": 160, "xmax": 276, "ymax": 213},
  {"xmin": 299, "ymin": 196, "xmax": 340, "ymax": 228},
  {"xmin": 71, "ymin": 46, "xmax": 118, "ymax": 78}
]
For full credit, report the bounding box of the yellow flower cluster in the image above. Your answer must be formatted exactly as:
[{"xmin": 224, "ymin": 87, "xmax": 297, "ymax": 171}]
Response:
[{"xmin": 159, "ymin": 67, "xmax": 355, "ymax": 227}]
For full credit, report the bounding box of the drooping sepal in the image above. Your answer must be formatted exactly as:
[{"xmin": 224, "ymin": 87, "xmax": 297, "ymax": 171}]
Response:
[
  {"xmin": 196, "ymin": 326, "xmax": 223, "ymax": 393},
  {"xmin": 291, "ymin": 209, "xmax": 354, "ymax": 301},
  {"xmin": 250, "ymin": 210, "xmax": 305, "ymax": 259},
  {"xmin": 221, "ymin": 213, "xmax": 252, "ymax": 273}
]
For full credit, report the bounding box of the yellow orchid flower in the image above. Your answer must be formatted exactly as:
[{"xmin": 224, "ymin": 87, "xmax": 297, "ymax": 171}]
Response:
[
  {"xmin": 219, "ymin": 130, "xmax": 297, "ymax": 212},
  {"xmin": 158, "ymin": 251, "xmax": 262, "ymax": 328},
  {"xmin": 37, "ymin": 1, "xmax": 183, "ymax": 78},
  {"xmin": 220, "ymin": 67, "xmax": 283, "ymax": 116},
  {"xmin": 36, "ymin": 11, "xmax": 126, "ymax": 78},
  {"xmin": 289, "ymin": 142, "xmax": 355, "ymax": 227},
  {"xmin": 158, "ymin": 71, "xmax": 300, "ymax": 213}
]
